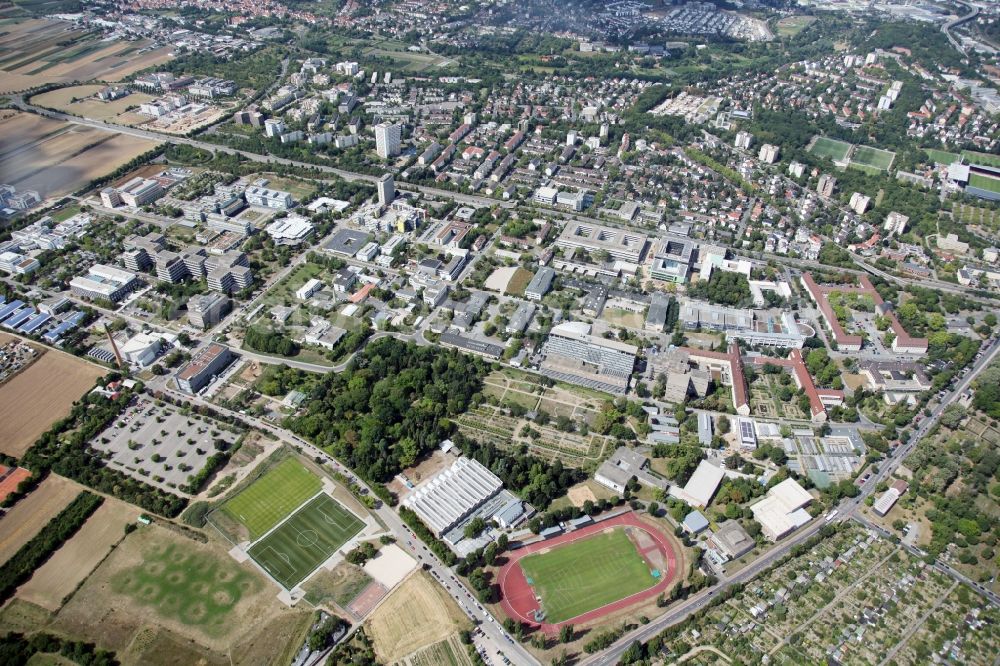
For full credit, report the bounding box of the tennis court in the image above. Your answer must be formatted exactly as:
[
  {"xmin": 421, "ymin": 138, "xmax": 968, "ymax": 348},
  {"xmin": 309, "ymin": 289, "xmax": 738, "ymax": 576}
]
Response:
[
  {"xmin": 220, "ymin": 457, "xmax": 322, "ymax": 540},
  {"xmin": 248, "ymin": 493, "xmax": 365, "ymax": 589},
  {"xmin": 809, "ymin": 136, "xmax": 852, "ymax": 162}
]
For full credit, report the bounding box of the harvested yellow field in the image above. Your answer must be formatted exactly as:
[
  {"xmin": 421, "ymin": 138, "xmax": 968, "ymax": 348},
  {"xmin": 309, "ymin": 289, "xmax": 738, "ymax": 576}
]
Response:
[
  {"xmin": 0, "ymin": 19, "xmax": 173, "ymax": 93},
  {"xmin": 367, "ymin": 572, "xmax": 471, "ymax": 663},
  {"xmin": 17, "ymin": 499, "xmax": 140, "ymax": 611},
  {"xmin": 0, "ymin": 348, "xmax": 102, "ymax": 457},
  {"xmin": 0, "ymin": 475, "xmax": 82, "ymax": 565},
  {"xmin": 0, "ymin": 112, "xmax": 160, "ymax": 199},
  {"xmin": 32, "ymin": 85, "xmax": 156, "ymax": 125}
]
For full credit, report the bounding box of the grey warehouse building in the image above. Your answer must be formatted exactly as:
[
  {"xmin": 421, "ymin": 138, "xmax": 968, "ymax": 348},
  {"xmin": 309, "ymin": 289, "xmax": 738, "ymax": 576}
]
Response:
[{"xmin": 402, "ymin": 457, "xmax": 527, "ymax": 548}]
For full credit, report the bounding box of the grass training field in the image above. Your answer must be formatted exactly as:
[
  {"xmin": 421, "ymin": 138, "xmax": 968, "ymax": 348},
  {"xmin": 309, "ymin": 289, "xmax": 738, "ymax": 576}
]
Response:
[
  {"xmin": 518, "ymin": 528, "xmax": 658, "ymax": 624},
  {"xmin": 248, "ymin": 494, "xmax": 364, "ymax": 589},
  {"xmin": 924, "ymin": 148, "xmax": 960, "ymax": 165},
  {"xmin": 809, "ymin": 136, "xmax": 852, "ymax": 162},
  {"xmin": 963, "ymin": 150, "xmax": 1000, "ymax": 168},
  {"xmin": 969, "ymin": 173, "xmax": 1000, "ymax": 194},
  {"xmin": 220, "ymin": 457, "xmax": 321, "ymax": 540},
  {"xmin": 851, "ymin": 145, "xmax": 895, "ymax": 170}
]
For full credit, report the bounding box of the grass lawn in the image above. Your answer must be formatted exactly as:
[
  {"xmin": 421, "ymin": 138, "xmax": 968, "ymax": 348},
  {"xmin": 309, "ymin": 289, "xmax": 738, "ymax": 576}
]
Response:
[
  {"xmin": 110, "ymin": 540, "xmax": 257, "ymax": 632},
  {"xmin": 248, "ymin": 494, "xmax": 364, "ymax": 589},
  {"xmin": 969, "ymin": 173, "xmax": 1000, "ymax": 194},
  {"xmin": 849, "ymin": 163, "xmax": 885, "ymax": 176},
  {"xmin": 220, "ymin": 457, "xmax": 322, "ymax": 540},
  {"xmin": 505, "ymin": 267, "xmax": 534, "ymax": 296},
  {"xmin": 924, "ymin": 148, "xmax": 960, "ymax": 165},
  {"xmin": 518, "ymin": 528, "xmax": 658, "ymax": 623},
  {"xmin": 809, "ymin": 136, "xmax": 852, "ymax": 162}
]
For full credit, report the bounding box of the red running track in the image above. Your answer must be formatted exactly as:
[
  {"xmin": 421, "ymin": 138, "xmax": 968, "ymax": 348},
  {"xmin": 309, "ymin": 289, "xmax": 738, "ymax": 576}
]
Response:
[{"xmin": 497, "ymin": 511, "xmax": 679, "ymax": 634}]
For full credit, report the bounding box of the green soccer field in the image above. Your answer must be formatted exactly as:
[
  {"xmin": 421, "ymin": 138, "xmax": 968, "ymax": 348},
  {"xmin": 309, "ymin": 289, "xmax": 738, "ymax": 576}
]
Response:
[
  {"xmin": 248, "ymin": 494, "xmax": 365, "ymax": 589},
  {"xmin": 969, "ymin": 173, "xmax": 1000, "ymax": 194},
  {"xmin": 963, "ymin": 150, "xmax": 1000, "ymax": 168},
  {"xmin": 924, "ymin": 148, "xmax": 960, "ymax": 165},
  {"xmin": 851, "ymin": 145, "xmax": 895, "ymax": 170},
  {"xmin": 518, "ymin": 528, "xmax": 658, "ymax": 624},
  {"xmin": 220, "ymin": 458, "xmax": 322, "ymax": 540},
  {"xmin": 809, "ymin": 136, "xmax": 852, "ymax": 162}
]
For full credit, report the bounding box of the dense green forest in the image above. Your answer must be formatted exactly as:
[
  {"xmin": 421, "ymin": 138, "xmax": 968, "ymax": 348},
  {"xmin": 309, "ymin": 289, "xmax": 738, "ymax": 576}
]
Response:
[{"xmin": 286, "ymin": 338, "xmax": 490, "ymax": 485}]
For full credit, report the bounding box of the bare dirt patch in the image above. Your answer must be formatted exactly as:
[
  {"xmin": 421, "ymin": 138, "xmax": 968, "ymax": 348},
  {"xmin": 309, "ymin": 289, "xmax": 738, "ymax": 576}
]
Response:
[
  {"xmin": 0, "ymin": 475, "xmax": 82, "ymax": 565},
  {"xmin": 17, "ymin": 498, "xmax": 141, "ymax": 611},
  {"xmin": 366, "ymin": 571, "xmax": 471, "ymax": 663},
  {"xmin": 567, "ymin": 484, "xmax": 598, "ymax": 507},
  {"xmin": 0, "ymin": 348, "xmax": 102, "ymax": 457}
]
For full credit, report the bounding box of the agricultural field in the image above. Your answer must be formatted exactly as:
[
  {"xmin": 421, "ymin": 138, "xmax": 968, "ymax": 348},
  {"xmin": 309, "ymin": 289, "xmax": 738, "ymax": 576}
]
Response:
[
  {"xmin": 0, "ymin": 111, "xmax": 160, "ymax": 199},
  {"xmin": 366, "ymin": 571, "xmax": 471, "ymax": 664},
  {"xmin": 218, "ymin": 456, "xmax": 322, "ymax": 541},
  {"xmin": 517, "ymin": 528, "xmax": 657, "ymax": 624},
  {"xmin": 808, "ymin": 136, "xmax": 852, "ymax": 162},
  {"xmin": 400, "ymin": 634, "xmax": 474, "ymax": 666},
  {"xmin": 0, "ymin": 19, "xmax": 173, "ymax": 93},
  {"xmin": 31, "ymin": 84, "xmax": 157, "ymax": 125},
  {"xmin": 16, "ymin": 498, "xmax": 140, "ymax": 611},
  {"xmin": 45, "ymin": 523, "xmax": 307, "ymax": 660},
  {"xmin": 0, "ymin": 348, "xmax": 102, "ymax": 457},
  {"xmin": 0, "ymin": 474, "xmax": 80, "ymax": 564},
  {"xmin": 247, "ymin": 493, "xmax": 364, "ymax": 589},
  {"xmin": 851, "ymin": 145, "xmax": 896, "ymax": 171}
]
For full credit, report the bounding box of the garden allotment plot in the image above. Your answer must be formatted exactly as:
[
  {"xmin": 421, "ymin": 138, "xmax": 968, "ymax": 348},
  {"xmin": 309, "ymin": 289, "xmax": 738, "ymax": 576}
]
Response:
[{"xmin": 248, "ymin": 494, "xmax": 364, "ymax": 589}]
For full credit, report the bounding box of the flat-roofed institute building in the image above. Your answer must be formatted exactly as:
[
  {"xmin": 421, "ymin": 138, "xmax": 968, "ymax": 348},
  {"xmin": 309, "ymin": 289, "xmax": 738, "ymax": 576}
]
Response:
[
  {"xmin": 670, "ymin": 459, "xmax": 725, "ymax": 508},
  {"xmin": 750, "ymin": 478, "xmax": 813, "ymax": 541},
  {"xmin": 595, "ymin": 447, "xmax": 668, "ymax": 495},
  {"xmin": 540, "ymin": 321, "xmax": 637, "ymax": 394},
  {"xmin": 555, "ymin": 222, "xmax": 647, "ymax": 263},
  {"xmin": 708, "ymin": 520, "xmax": 755, "ymax": 561},
  {"xmin": 175, "ymin": 342, "xmax": 234, "ymax": 393},
  {"xmin": 69, "ymin": 264, "xmax": 140, "ymax": 303},
  {"xmin": 649, "ymin": 237, "xmax": 694, "ymax": 283}
]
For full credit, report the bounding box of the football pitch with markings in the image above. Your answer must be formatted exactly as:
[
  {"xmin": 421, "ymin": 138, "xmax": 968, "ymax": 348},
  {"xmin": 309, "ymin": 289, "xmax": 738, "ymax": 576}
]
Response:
[
  {"xmin": 220, "ymin": 457, "xmax": 322, "ymax": 540},
  {"xmin": 248, "ymin": 493, "xmax": 365, "ymax": 589}
]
